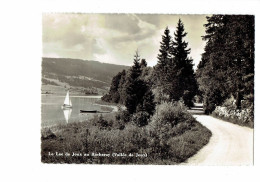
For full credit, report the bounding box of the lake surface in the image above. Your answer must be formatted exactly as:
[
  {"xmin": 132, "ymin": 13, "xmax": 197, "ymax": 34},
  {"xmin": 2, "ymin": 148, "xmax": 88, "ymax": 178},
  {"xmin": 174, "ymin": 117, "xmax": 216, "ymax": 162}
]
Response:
[{"xmin": 41, "ymin": 94, "xmax": 108, "ymax": 127}]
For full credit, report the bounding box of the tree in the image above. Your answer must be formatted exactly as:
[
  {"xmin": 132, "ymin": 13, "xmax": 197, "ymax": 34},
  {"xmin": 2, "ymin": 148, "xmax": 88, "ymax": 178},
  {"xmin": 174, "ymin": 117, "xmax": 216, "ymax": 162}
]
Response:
[
  {"xmin": 169, "ymin": 19, "xmax": 197, "ymax": 107},
  {"xmin": 154, "ymin": 27, "xmax": 172, "ymax": 88},
  {"xmin": 196, "ymin": 15, "xmax": 254, "ymax": 113},
  {"xmin": 140, "ymin": 59, "xmax": 147, "ymax": 68},
  {"xmin": 154, "ymin": 20, "xmax": 197, "ymax": 107},
  {"xmin": 118, "ymin": 69, "xmax": 127, "ymax": 104},
  {"xmin": 124, "ymin": 51, "xmax": 143, "ymax": 114},
  {"xmin": 124, "ymin": 51, "xmax": 155, "ymax": 116},
  {"xmin": 101, "ymin": 70, "xmax": 125, "ymax": 103}
]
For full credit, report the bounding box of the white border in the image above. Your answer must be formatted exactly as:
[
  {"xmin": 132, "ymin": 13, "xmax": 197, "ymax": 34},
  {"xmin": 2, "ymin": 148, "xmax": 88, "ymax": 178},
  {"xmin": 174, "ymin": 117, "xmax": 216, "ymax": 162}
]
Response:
[{"xmin": 0, "ymin": 0, "xmax": 259, "ymax": 182}]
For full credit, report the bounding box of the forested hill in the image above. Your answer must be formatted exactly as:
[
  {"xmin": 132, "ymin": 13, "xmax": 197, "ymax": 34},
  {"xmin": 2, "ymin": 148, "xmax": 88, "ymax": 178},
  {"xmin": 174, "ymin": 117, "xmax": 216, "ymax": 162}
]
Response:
[
  {"xmin": 42, "ymin": 57, "xmax": 129, "ymax": 83},
  {"xmin": 42, "ymin": 57, "xmax": 129, "ymax": 94}
]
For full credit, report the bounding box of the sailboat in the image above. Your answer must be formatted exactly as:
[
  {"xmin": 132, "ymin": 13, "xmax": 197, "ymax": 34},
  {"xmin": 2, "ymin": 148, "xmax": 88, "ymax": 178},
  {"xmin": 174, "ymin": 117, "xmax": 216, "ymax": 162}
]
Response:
[{"xmin": 62, "ymin": 91, "xmax": 72, "ymax": 109}]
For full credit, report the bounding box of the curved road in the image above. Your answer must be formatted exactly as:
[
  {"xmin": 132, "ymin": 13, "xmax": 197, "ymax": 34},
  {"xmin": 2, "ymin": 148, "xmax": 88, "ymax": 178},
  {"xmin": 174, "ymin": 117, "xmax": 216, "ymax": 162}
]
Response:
[{"xmin": 184, "ymin": 106, "xmax": 253, "ymax": 165}]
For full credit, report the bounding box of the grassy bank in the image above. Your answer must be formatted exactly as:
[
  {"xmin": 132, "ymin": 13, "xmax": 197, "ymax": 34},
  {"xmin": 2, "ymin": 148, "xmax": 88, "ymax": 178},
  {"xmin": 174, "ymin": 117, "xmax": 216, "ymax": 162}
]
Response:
[
  {"xmin": 42, "ymin": 110, "xmax": 212, "ymax": 164},
  {"xmin": 211, "ymin": 113, "xmax": 254, "ymax": 129}
]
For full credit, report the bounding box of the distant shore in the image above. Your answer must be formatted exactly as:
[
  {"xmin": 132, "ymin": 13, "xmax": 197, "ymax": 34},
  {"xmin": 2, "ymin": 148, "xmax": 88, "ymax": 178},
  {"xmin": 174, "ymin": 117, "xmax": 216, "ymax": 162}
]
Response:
[{"xmin": 41, "ymin": 92, "xmax": 103, "ymax": 98}]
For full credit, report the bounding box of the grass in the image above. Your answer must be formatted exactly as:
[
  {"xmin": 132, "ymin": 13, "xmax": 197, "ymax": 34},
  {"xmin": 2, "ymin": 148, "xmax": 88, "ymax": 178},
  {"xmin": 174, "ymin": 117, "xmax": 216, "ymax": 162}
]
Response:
[{"xmin": 41, "ymin": 111, "xmax": 212, "ymax": 164}]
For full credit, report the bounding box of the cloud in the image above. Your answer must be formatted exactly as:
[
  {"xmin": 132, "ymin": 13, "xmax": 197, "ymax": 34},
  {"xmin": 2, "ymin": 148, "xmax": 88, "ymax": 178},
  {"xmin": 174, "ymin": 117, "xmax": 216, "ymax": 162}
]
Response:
[
  {"xmin": 103, "ymin": 14, "xmax": 141, "ymax": 35},
  {"xmin": 42, "ymin": 13, "xmax": 208, "ymax": 67}
]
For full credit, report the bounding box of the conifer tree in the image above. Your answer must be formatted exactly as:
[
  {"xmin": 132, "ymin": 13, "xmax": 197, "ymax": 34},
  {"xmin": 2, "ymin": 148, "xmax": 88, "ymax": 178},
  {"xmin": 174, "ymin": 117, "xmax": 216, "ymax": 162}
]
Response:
[
  {"xmin": 140, "ymin": 59, "xmax": 147, "ymax": 68},
  {"xmin": 124, "ymin": 51, "xmax": 143, "ymax": 114},
  {"xmin": 125, "ymin": 51, "xmax": 155, "ymax": 116},
  {"xmin": 197, "ymin": 15, "xmax": 254, "ymax": 113},
  {"xmin": 154, "ymin": 27, "xmax": 172, "ymax": 86},
  {"xmin": 170, "ymin": 19, "xmax": 197, "ymax": 107},
  {"xmin": 154, "ymin": 21, "xmax": 197, "ymax": 106}
]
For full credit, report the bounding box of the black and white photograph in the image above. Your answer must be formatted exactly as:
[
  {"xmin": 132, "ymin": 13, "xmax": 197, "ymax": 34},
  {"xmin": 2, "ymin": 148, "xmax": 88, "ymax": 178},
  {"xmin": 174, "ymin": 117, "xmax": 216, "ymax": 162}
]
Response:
[
  {"xmin": 41, "ymin": 13, "xmax": 254, "ymax": 165},
  {"xmin": 1, "ymin": 0, "xmax": 260, "ymax": 181}
]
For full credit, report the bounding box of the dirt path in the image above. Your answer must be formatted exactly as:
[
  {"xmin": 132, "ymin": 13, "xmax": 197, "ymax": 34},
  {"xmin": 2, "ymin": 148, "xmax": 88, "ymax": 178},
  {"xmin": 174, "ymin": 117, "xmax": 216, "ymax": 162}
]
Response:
[{"xmin": 184, "ymin": 114, "xmax": 253, "ymax": 165}]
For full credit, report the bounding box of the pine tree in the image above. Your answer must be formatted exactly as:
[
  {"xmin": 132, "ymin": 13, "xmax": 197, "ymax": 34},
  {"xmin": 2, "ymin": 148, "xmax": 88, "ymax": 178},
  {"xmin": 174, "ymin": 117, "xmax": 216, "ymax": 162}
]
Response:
[
  {"xmin": 169, "ymin": 19, "xmax": 197, "ymax": 107},
  {"xmin": 118, "ymin": 69, "xmax": 127, "ymax": 104},
  {"xmin": 197, "ymin": 15, "xmax": 254, "ymax": 113},
  {"xmin": 140, "ymin": 59, "xmax": 147, "ymax": 68},
  {"xmin": 124, "ymin": 51, "xmax": 143, "ymax": 114},
  {"xmin": 154, "ymin": 27, "xmax": 172, "ymax": 86},
  {"xmin": 124, "ymin": 51, "xmax": 155, "ymax": 116}
]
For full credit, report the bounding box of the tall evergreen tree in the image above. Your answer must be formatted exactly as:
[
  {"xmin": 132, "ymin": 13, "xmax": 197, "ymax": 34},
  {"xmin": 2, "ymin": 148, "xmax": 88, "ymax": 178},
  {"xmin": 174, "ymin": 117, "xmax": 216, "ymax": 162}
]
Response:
[
  {"xmin": 124, "ymin": 51, "xmax": 143, "ymax": 114},
  {"xmin": 118, "ymin": 69, "xmax": 127, "ymax": 104},
  {"xmin": 140, "ymin": 59, "xmax": 147, "ymax": 68},
  {"xmin": 154, "ymin": 27, "xmax": 172, "ymax": 86},
  {"xmin": 197, "ymin": 15, "xmax": 254, "ymax": 113},
  {"xmin": 168, "ymin": 19, "xmax": 197, "ymax": 107},
  {"xmin": 125, "ymin": 51, "xmax": 155, "ymax": 115}
]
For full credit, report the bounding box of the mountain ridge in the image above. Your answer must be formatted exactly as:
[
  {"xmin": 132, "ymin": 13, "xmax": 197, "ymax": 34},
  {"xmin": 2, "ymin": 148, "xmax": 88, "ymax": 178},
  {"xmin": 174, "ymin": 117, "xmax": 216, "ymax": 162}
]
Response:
[{"xmin": 41, "ymin": 57, "xmax": 130, "ymax": 95}]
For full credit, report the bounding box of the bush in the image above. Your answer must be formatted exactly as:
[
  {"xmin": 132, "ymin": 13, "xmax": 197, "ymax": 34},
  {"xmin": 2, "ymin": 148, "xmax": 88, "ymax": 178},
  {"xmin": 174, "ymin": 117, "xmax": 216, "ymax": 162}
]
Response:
[
  {"xmin": 152, "ymin": 87, "xmax": 170, "ymax": 104},
  {"xmin": 183, "ymin": 90, "xmax": 194, "ymax": 108},
  {"xmin": 151, "ymin": 101, "xmax": 195, "ymax": 127},
  {"xmin": 93, "ymin": 115, "xmax": 112, "ymax": 130},
  {"xmin": 115, "ymin": 110, "xmax": 131, "ymax": 123},
  {"xmin": 42, "ymin": 104, "xmax": 211, "ymax": 164},
  {"xmin": 41, "ymin": 128, "xmax": 56, "ymax": 140},
  {"xmin": 131, "ymin": 111, "xmax": 150, "ymax": 127},
  {"xmin": 101, "ymin": 94, "xmax": 111, "ymax": 102},
  {"xmin": 212, "ymin": 95, "xmax": 254, "ymax": 128}
]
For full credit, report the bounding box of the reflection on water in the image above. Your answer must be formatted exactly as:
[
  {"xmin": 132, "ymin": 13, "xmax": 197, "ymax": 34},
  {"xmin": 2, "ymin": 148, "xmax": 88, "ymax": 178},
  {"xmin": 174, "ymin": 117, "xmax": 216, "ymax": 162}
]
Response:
[
  {"xmin": 41, "ymin": 94, "xmax": 104, "ymax": 127},
  {"xmin": 63, "ymin": 108, "xmax": 72, "ymax": 123}
]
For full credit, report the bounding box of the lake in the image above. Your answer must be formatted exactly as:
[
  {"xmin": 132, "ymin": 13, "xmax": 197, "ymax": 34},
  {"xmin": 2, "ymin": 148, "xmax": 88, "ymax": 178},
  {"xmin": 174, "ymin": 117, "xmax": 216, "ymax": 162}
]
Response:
[{"xmin": 41, "ymin": 94, "xmax": 110, "ymax": 127}]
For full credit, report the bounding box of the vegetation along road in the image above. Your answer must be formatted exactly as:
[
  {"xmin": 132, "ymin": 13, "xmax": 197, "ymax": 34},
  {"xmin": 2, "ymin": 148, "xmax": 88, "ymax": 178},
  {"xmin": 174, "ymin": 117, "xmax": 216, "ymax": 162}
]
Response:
[{"xmin": 185, "ymin": 104, "xmax": 253, "ymax": 165}]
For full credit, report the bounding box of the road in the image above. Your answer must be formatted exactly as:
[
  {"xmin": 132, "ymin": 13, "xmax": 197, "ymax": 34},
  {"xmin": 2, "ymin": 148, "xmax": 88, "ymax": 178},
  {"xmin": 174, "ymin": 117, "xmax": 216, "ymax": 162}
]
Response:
[{"xmin": 184, "ymin": 105, "xmax": 254, "ymax": 165}]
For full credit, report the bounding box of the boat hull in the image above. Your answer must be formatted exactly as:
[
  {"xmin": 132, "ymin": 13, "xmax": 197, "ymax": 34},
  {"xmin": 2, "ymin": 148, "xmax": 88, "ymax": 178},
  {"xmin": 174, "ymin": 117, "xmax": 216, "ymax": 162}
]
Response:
[
  {"xmin": 62, "ymin": 104, "xmax": 72, "ymax": 109},
  {"xmin": 80, "ymin": 110, "xmax": 110, "ymax": 113},
  {"xmin": 80, "ymin": 110, "xmax": 97, "ymax": 113}
]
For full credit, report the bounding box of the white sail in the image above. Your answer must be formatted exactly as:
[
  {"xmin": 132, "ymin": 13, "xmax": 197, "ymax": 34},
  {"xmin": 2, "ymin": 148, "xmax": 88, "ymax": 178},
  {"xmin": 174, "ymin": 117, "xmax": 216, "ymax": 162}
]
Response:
[
  {"xmin": 64, "ymin": 91, "xmax": 70, "ymax": 105},
  {"xmin": 63, "ymin": 109, "xmax": 72, "ymax": 123}
]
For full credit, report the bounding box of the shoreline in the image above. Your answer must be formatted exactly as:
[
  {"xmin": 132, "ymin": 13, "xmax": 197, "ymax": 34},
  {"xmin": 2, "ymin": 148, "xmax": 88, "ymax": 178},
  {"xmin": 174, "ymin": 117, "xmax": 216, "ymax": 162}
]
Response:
[{"xmin": 41, "ymin": 93, "xmax": 103, "ymax": 98}]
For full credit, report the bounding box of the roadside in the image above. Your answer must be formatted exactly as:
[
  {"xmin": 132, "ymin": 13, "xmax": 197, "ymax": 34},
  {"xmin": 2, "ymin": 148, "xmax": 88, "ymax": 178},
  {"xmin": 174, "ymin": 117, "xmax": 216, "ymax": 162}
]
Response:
[{"xmin": 184, "ymin": 104, "xmax": 253, "ymax": 165}]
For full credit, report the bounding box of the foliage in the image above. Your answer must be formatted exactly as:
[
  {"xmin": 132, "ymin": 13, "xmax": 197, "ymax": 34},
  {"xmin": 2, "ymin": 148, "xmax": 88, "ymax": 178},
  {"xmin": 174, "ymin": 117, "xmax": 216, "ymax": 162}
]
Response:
[
  {"xmin": 95, "ymin": 115, "xmax": 113, "ymax": 130},
  {"xmin": 103, "ymin": 51, "xmax": 155, "ymax": 121},
  {"xmin": 154, "ymin": 27, "xmax": 172, "ymax": 88},
  {"xmin": 170, "ymin": 19, "xmax": 198, "ymax": 107},
  {"xmin": 131, "ymin": 111, "xmax": 150, "ymax": 127},
  {"xmin": 115, "ymin": 110, "xmax": 131, "ymax": 124},
  {"xmin": 42, "ymin": 110, "xmax": 211, "ymax": 164},
  {"xmin": 42, "ymin": 57, "xmax": 129, "ymax": 84},
  {"xmin": 212, "ymin": 96, "xmax": 254, "ymax": 128},
  {"xmin": 42, "ymin": 78, "xmax": 59, "ymax": 86},
  {"xmin": 154, "ymin": 20, "xmax": 197, "ymax": 107},
  {"xmin": 151, "ymin": 101, "xmax": 195, "ymax": 128},
  {"xmin": 196, "ymin": 15, "xmax": 254, "ymax": 114}
]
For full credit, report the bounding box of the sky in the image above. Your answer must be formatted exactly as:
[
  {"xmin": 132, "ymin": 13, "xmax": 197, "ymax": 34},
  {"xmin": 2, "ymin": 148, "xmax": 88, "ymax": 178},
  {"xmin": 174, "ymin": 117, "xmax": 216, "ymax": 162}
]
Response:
[{"xmin": 42, "ymin": 13, "xmax": 209, "ymax": 68}]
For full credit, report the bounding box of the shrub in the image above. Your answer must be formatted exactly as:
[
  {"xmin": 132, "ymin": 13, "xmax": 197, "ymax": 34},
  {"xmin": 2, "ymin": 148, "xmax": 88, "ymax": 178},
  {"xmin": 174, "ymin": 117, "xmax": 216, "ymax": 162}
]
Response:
[
  {"xmin": 131, "ymin": 111, "xmax": 150, "ymax": 127},
  {"xmin": 151, "ymin": 101, "xmax": 195, "ymax": 127},
  {"xmin": 152, "ymin": 87, "xmax": 170, "ymax": 104},
  {"xmin": 183, "ymin": 90, "xmax": 195, "ymax": 108},
  {"xmin": 41, "ymin": 128, "xmax": 56, "ymax": 140},
  {"xmin": 212, "ymin": 95, "xmax": 254, "ymax": 128},
  {"xmin": 113, "ymin": 118, "xmax": 125, "ymax": 130},
  {"xmin": 94, "ymin": 114, "xmax": 112, "ymax": 130},
  {"xmin": 101, "ymin": 94, "xmax": 111, "ymax": 102},
  {"xmin": 115, "ymin": 110, "xmax": 131, "ymax": 123}
]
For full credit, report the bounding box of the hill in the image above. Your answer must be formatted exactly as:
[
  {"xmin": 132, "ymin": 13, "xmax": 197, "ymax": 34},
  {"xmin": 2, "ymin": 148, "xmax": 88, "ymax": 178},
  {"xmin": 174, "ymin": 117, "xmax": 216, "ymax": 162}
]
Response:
[{"xmin": 42, "ymin": 57, "xmax": 129, "ymax": 95}]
